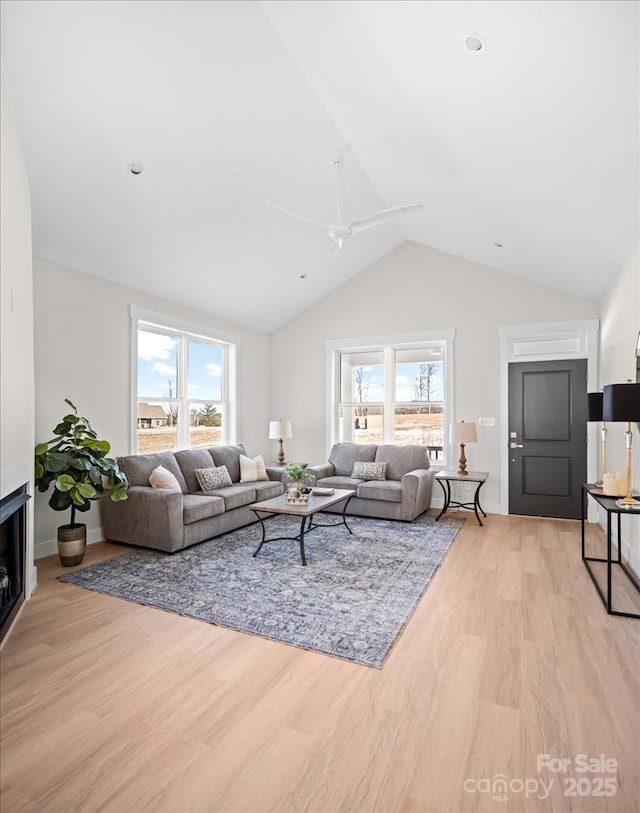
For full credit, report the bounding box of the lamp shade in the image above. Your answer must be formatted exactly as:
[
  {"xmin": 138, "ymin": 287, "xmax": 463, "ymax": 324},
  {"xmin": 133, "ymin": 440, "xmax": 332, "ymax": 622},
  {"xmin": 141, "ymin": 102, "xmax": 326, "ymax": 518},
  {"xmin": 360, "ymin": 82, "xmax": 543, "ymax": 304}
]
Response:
[
  {"xmin": 451, "ymin": 421, "xmax": 478, "ymax": 444},
  {"xmin": 269, "ymin": 420, "xmax": 292, "ymax": 440},
  {"xmin": 603, "ymin": 384, "xmax": 640, "ymax": 422},
  {"xmin": 586, "ymin": 392, "xmax": 603, "ymax": 422}
]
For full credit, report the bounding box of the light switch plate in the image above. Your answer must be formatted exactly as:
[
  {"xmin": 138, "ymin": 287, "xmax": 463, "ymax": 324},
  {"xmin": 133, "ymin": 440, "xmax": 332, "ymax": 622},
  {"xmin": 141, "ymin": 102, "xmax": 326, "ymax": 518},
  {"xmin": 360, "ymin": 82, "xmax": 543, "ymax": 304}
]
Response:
[{"xmin": 478, "ymin": 417, "xmax": 495, "ymax": 427}]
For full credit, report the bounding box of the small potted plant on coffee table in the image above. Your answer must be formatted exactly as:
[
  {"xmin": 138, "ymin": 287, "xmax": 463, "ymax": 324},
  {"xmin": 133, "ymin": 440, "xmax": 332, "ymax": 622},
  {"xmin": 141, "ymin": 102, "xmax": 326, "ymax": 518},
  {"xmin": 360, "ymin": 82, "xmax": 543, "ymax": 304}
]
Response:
[{"xmin": 284, "ymin": 462, "xmax": 314, "ymax": 504}]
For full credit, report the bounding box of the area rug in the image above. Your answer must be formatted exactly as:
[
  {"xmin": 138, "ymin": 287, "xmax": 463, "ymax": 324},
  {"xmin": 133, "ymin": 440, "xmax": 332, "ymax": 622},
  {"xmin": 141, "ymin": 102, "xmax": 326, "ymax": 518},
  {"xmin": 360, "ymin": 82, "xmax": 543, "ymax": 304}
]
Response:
[{"xmin": 59, "ymin": 513, "xmax": 463, "ymax": 668}]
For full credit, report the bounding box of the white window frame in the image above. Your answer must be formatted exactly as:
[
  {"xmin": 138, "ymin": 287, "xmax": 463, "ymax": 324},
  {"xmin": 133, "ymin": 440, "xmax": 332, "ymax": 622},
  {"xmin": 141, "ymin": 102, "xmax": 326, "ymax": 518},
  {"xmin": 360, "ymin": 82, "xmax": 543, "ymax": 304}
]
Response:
[
  {"xmin": 326, "ymin": 330, "xmax": 455, "ymax": 466},
  {"xmin": 130, "ymin": 306, "xmax": 239, "ymax": 453}
]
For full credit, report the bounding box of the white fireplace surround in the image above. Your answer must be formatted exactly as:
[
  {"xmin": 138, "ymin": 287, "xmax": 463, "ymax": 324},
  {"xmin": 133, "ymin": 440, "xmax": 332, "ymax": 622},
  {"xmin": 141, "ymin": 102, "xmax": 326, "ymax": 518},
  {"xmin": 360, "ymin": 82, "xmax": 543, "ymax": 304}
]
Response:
[{"xmin": 0, "ymin": 459, "xmax": 37, "ymax": 600}]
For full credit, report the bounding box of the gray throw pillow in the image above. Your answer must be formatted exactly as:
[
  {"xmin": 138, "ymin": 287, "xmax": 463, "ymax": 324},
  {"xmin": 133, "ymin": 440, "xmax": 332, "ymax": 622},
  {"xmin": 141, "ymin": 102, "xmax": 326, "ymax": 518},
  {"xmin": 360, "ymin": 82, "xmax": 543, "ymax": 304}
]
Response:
[
  {"xmin": 351, "ymin": 461, "xmax": 387, "ymax": 481},
  {"xmin": 195, "ymin": 466, "xmax": 232, "ymax": 491}
]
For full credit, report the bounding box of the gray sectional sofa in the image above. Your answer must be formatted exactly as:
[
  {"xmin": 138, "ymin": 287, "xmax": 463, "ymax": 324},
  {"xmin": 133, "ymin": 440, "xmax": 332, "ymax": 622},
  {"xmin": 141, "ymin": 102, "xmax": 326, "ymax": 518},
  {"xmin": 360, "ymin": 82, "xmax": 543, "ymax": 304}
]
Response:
[
  {"xmin": 307, "ymin": 442, "xmax": 434, "ymax": 521},
  {"xmin": 100, "ymin": 444, "xmax": 284, "ymax": 553}
]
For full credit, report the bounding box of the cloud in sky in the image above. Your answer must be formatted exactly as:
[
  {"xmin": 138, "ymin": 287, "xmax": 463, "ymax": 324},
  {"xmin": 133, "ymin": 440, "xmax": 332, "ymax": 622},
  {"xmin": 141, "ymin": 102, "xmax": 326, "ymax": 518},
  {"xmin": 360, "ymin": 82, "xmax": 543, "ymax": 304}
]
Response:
[
  {"xmin": 138, "ymin": 331, "xmax": 176, "ymax": 362},
  {"xmin": 205, "ymin": 363, "xmax": 222, "ymax": 377},
  {"xmin": 151, "ymin": 361, "xmax": 176, "ymax": 377}
]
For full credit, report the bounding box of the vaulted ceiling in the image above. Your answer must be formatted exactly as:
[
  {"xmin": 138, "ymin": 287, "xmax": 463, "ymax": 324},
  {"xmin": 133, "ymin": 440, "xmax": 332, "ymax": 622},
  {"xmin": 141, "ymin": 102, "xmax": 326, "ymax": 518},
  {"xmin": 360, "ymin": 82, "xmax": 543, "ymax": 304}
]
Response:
[{"xmin": 1, "ymin": 0, "xmax": 638, "ymax": 331}]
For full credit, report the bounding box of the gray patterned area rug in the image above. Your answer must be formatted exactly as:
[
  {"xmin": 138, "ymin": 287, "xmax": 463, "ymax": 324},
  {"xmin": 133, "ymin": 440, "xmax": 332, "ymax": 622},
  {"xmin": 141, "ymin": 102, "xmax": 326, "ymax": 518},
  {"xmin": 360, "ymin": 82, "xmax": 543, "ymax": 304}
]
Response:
[{"xmin": 59, "ymin": 513, "xmax": 463, "ymax": 668}]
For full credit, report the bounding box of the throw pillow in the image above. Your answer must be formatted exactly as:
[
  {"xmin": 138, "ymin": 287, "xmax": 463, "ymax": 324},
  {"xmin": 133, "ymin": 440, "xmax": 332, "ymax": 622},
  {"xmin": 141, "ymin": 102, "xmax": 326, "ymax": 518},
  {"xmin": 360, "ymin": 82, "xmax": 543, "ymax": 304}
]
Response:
[
  {"xmin": 239, "ymin": 453, "xmax": 269, "ymax": 483},
  {"xmin": 149, "ymin": 465, "xmax": 182, "ymax": 491},
  {"xmin": 351, "ymin": 461, "xmax": 387, "ymax": 481},
  {"xmin": 195, "ymin": 466, "xmax": 232, "ymax": 491}
]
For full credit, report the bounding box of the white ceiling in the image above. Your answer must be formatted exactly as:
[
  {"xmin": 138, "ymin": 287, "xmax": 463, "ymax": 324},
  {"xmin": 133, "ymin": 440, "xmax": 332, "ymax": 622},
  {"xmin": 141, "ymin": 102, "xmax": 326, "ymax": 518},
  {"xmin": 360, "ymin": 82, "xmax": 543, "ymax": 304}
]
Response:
[{"xmin": 1, "ymin": 0, "xmax": 638, "ymax": 332}]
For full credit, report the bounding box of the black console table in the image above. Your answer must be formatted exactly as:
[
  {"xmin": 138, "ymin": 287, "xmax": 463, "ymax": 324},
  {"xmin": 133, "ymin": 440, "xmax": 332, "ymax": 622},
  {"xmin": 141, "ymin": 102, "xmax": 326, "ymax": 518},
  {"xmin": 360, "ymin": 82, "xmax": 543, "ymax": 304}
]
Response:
[{"xmin": 581, "ymin": 485, "xmax": 640, "ymax": 618}]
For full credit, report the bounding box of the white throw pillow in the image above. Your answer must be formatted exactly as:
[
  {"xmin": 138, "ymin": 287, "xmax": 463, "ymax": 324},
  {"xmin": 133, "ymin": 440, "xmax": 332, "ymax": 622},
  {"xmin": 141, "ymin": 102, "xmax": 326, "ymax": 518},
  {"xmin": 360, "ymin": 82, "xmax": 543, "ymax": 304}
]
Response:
[
  {"xmin": 351, "ymin": 461, "xmax": 387, "ymax": 481},
  {"xmin": 149, "ymin": 465, "xmax": 182, "ymax": 491},
  {"xmin": 195, "ymin": 465, "xmax": 232, "ymax": 491},
  {"xmin": 239, "ymin": 454, "xmax": 269, "ymax": 483}
]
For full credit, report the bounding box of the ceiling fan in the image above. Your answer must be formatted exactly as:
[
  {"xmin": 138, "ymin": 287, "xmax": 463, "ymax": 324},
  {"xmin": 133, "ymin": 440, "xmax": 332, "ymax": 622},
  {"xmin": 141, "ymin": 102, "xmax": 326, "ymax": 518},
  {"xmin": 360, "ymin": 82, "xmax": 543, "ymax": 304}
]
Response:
[{"xmin": 267, "ymin": 153, "xmax": 422, "ymax": 259}]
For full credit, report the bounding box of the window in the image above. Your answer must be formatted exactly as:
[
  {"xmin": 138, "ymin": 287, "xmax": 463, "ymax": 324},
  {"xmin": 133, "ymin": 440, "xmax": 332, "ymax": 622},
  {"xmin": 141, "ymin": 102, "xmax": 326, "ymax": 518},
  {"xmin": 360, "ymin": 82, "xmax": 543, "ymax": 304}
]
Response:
[
  {"xmin": 132, "ymin": 308, "xmax": 237, "ymax": 454},
  {"xmin": 329, "ymin": 331, "xmax": 453, "ymax": 464}
]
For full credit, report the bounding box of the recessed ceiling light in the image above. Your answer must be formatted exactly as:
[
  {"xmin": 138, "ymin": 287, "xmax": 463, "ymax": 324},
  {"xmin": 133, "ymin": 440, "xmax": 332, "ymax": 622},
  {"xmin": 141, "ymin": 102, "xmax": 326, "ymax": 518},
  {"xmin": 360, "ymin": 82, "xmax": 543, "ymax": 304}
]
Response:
[
  {"xmin": 466, "ymin": 34, "xmax": 485, "ymax": 52},
  {"xmin": 127, "ymin": 162, "xmax": 143, "ymax": 175},
  {"xmin": 493, "ymin": 242, "xmax": 503, "ymax": 248}
]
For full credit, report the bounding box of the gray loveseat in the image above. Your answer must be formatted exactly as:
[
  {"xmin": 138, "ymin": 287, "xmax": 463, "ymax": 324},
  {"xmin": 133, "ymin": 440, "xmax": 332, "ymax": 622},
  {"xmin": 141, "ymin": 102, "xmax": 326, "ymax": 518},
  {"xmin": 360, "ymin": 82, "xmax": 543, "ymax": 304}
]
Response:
[
  {"xmin": 100, "ymin": 444, "xmax": 284, "ymax": 553},
  {"xmin": 307, "ymin": 442, "xmax": 434, "ymax": 521}
]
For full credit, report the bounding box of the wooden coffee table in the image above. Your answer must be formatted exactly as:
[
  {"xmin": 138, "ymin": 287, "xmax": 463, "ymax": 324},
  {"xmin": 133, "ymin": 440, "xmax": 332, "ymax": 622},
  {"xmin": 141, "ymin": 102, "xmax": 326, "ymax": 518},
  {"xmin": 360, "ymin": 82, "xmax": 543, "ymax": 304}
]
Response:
[{"xmin": 249, "ymin": 488, "xmax": 355, "ymax": 566}]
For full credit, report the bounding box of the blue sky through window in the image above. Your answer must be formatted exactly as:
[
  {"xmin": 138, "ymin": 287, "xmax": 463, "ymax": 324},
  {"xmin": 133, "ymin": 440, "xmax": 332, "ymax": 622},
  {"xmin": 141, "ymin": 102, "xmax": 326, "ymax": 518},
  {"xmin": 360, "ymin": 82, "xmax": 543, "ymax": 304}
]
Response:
[
  {"xmin": 346, "ymin": 361, "xmax": 443, "ymax": 403},
  {"xmin": 137, "ymin": 330, "xmax": 222, "ymax": 401}
]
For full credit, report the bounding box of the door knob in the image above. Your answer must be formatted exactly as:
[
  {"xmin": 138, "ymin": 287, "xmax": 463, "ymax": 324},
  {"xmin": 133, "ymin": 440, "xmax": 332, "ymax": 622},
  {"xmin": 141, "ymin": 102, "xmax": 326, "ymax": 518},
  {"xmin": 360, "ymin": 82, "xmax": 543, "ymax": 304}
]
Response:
[{"xmin": 510, "ymin": 442, "xmax": 524, "ymax": 448}]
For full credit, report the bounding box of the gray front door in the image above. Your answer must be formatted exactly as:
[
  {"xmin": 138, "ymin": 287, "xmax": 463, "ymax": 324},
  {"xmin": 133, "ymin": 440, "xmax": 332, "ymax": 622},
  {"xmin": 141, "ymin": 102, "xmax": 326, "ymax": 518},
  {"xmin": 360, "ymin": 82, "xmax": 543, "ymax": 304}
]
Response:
[{"xmin": 508, "ymin": 359, "xmax": 587, "ymax": 519}]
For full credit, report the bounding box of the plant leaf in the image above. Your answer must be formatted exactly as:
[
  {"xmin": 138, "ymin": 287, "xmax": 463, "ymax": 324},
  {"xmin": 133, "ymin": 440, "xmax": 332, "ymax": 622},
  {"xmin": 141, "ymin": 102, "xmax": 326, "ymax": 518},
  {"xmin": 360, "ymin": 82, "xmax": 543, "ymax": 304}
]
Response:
[
  {"xmin": 56, "ymin": 473, "xmax": 76, "ymax": 492},
  {"xmin": 49, "ymin": 489, "xmax": 72, "ymax": 511},
  {"xmin": 76, "ymin": 482, "xmax": 97, "ymax": 499},
  {"xmin": 44, "ymin": 452, "xmax": 71, "ymax": 473}
]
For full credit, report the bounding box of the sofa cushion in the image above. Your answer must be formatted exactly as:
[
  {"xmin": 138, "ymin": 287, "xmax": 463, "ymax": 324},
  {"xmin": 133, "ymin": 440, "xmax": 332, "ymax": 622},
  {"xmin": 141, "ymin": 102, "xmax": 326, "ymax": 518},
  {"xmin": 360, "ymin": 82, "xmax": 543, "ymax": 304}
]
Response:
[
  {"xmin": 118, "ymin": 451, "xmax": 187, "ymax": 493},
  {"xmin": 252, "ymin": 480, "xmax": 284, "ymax": 500},
  {"xmin": 328, "ymin": 443, "xmax": 377, "ymax": 476},
  {"xmin": 182, "ymin": 494, "xmax": 225, "ymax": 525},
  {"xmin": 316, "ymin": 475, "xmax": 364, "ymax": 490},
  {"xmin": 352, "ymin": 461, "xmax": 387, "ymax": 481},
  {"xmin": 202, "ymin": 484, "xmax": 257, "ymax": 511},
  {"xmin": 374, "ymin": 444, "xmax": 430, "ymax": 480},
  {"xmin": 195, "ymin": 466, "xmax": 232, "ymax": 491},
  {"xmin": 149, "ymin": 465, "xmax": 182, "ymax": 491},
  {"xmin": 174, "ymin": 448, "xmax": 216, "ymax": 492},
  {"xmin": 357, "ymin": 480, "xmax": 403, "ymax": 503},
  {"xmin": 210, "ymin": 444, "xmax": 246, "ymax": 484},
  {"xmin": 239, "ymin": 454, "xmax": 269, "ymax": 483}
]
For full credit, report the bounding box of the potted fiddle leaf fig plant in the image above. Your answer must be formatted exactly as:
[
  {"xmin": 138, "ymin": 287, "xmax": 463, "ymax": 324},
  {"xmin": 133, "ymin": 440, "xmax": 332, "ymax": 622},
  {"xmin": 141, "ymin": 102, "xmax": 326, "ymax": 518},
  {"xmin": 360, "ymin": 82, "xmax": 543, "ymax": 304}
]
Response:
[
  {"xmin": 34, "ymin": 399, "xmax": 129, "ymax": 566},
  {"xmin": 284, "ymin": 462, "xmax": 314, "ymax": 504}
]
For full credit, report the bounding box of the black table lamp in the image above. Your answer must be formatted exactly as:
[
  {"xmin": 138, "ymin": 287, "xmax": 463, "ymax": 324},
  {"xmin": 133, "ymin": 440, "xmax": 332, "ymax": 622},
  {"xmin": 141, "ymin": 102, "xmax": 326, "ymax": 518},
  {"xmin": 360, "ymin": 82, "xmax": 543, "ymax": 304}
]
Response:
[{"xmin": 603, "ymin": 383, "xmax": 640, "ymax": 507}]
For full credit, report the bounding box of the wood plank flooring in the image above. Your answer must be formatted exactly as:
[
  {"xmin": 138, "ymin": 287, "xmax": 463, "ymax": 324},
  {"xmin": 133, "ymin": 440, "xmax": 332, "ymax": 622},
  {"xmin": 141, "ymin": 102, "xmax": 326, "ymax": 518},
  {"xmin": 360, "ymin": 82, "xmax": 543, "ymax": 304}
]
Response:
[{"xmin": 1, "ymin": 513, "xmax": 639, "ymax": 813}]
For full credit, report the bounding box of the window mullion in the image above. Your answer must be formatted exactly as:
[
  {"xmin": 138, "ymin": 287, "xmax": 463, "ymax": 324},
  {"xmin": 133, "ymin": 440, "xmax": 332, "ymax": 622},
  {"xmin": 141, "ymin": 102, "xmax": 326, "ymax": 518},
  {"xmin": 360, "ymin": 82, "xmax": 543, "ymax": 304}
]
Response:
[
  {"xmin": 383, "ymin": 347, "xmax": 394, "ymax": 442},
  {"xmin": 178, "ymin": 336, "xmax": 189, "ymax": 449},
  {"xmin": 221, "ymin": 343, "xmax": 229, "ymax": 444}
]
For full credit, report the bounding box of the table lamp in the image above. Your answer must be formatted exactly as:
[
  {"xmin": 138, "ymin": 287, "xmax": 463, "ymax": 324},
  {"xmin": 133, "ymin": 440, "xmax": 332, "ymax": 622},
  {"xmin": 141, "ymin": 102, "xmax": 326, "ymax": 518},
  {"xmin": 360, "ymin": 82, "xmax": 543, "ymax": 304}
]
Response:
[
  {"xmin": 603, "ymin": 383, "xmax": 640, "ymax": 507},
  {"xmin": 451, "ymin": 420, "xmax": 477, "ymax": 475},
  {"xmin": 587, "ymin": 391, "xmax": 606, "ymax": 486},
  {"xmin": 269, "ymin": 420, "xmax": 292, "ymax": 465}
]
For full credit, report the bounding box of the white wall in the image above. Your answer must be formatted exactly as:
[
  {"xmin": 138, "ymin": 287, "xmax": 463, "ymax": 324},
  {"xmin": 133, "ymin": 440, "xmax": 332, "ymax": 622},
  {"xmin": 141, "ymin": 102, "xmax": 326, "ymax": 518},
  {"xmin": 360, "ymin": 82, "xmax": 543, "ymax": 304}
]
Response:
[
  {"xmin": 0, "ymin": 68, "xmax": 37, "ymax": 595},
  {"xmin": 33, "ymin": 258, "xmax": 271, "ymax": 557},
  {"xmin": 270, "ymin": 241, "xmax": 600, "ymax": 513},
  {"xmin": 599, "ymin": 242, "xmax": 640, "ymax": 576}
]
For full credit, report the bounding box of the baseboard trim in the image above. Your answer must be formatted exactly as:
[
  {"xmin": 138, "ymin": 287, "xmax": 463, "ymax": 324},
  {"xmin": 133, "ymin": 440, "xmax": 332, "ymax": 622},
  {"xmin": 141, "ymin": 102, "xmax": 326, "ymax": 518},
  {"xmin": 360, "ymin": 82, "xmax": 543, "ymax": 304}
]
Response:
[{"xmin": 35, "ymin": 527, "xmax": 104, "ymax": 560}]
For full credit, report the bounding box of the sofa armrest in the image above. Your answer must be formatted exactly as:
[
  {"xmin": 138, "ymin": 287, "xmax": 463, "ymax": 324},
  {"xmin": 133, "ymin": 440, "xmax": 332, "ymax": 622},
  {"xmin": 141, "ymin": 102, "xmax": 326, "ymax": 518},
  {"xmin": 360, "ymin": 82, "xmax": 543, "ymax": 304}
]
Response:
[
  {"xmin": 100, "ymin": 485, "xmax": 185, "ymax": 553},
  {"xmin": 266, "ymin": 466, "xmax": 286, "ymax": 483},
  {"xmin": 400, "ymin": 468, "xmax": 434, "ymax": 521},
  {"xmin": 305, "ymin": 463, "xmax": 335, "ymax": 482}
]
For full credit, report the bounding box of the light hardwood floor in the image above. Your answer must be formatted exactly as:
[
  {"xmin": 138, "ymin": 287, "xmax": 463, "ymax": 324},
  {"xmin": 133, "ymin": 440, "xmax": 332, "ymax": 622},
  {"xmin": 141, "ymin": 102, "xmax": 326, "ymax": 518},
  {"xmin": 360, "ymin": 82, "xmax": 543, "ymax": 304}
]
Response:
[{"xmin": 1, "ymin": 513, "xmax": 639, "ymax": 813}]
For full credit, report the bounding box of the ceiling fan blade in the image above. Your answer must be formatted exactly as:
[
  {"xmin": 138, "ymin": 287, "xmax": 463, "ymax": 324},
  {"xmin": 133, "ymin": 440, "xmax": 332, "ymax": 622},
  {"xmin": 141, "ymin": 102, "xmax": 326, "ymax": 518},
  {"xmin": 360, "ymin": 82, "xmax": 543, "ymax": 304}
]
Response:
[
  {"xmin": 266, "ymin": 200, "xmax": 329, "ymax": 230},
  {"xmin": 329, "ymin": 238, "xmax": 343, "ymax": 260},
  {"xmin": 349, "ymin": 204, "xmax": 422, "ymax": 235}
]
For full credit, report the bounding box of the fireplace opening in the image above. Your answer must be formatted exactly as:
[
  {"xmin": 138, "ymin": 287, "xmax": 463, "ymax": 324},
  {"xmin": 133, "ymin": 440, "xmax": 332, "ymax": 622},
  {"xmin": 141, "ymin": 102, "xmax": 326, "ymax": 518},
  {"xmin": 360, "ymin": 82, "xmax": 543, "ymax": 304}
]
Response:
[{"xmin": 0, "ymin": 485, "xmax": 30, "ymax": 643}]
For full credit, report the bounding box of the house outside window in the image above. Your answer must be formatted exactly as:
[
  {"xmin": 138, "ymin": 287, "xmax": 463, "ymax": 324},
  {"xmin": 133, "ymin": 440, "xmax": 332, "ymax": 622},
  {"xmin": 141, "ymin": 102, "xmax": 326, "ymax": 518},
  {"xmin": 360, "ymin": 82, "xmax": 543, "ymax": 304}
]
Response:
[
  {"xmin": 327, "ymin": 331, "xmax": 454, "ymax": 465},
  {"xmin": 131, "ymin": 307, "xmax": 238, "ymax": 454}
]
